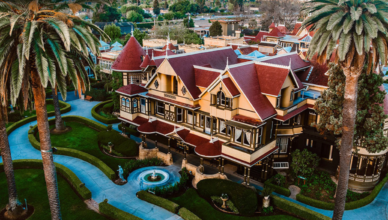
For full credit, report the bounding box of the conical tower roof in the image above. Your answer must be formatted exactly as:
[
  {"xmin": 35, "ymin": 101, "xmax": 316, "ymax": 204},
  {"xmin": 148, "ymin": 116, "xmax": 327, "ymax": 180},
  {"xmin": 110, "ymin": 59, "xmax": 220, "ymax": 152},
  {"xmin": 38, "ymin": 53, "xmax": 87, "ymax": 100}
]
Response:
[{"xmin": 112, "ymin": 36, "xmax": 145, "ymax": 72}]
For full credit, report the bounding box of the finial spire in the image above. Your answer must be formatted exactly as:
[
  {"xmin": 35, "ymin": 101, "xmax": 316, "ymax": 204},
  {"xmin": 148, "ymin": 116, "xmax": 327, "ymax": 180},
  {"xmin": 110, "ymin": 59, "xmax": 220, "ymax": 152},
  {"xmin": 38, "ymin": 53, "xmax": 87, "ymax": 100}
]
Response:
[
  {"xmin": 289, "ymin": 58, "xmax": 292, "ymax": 69},
  {"xmin": 146, "ymin": 46, "xmax": 148, "ymax": 55},
  {"xmin": 226, "ymin": 57, "xmax": 229, "ymax": 68},
  {"xmin": 152, "ymin": 50, "xmax": 154, "ymax": 60}
]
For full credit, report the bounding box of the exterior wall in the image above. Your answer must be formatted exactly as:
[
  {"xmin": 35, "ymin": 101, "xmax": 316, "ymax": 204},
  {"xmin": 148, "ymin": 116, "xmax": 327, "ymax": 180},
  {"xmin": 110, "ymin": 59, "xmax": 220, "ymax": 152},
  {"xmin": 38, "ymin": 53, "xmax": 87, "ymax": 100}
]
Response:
[
  {"xmin": 204, "ymin": 37, "xmax": 245, "ymax": 47},
  {"xmin": 138, "ymin": 143, "xmax": 173, "ymax": 165},
  {"xmin": 143, "ymin": 39, "xmax": 178, "ymax": 48},
  {"xmin": 181, "ymin": 159, "xmax": 228, "ymax": 188},
  {"xmin": 280, "ymin": 75, "xmax": 296, "ymax": 108}
]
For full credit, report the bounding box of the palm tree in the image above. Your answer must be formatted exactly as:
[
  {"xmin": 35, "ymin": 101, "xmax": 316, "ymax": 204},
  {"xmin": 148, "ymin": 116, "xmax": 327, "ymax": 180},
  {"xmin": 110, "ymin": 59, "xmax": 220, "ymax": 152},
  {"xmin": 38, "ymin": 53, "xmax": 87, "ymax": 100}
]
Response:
[
  {"xmin": 0, "ymin": 1, "xmax": 108, "ymax": 219},
  {"xmin": 302, "ymin": 1, "xmax": 388, "ymax": 219}
]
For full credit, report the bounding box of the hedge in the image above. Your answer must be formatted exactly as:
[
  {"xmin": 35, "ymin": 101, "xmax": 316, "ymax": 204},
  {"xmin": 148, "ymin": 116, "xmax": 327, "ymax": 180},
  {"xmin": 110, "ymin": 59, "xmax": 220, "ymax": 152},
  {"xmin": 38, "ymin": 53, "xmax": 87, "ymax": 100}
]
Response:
[
  {"xmin": 99, "ymin": 199, "xmax": 142, "ymax": 220},
  {"xmin": 178, "ymin": 207, "xmax": 201, "ymax": 220},
  {"xmin": 264, "ymin": 179, "xmax": 291, "ymax": 197},
  {"xmin": 118, "ymin": 123, "xmax": 139, "ymax": 137},
  {"xmin": 91, "ymin": 100, "xmax": 120, "ymax": 124},
  {"xmin": 137, "ymin": 191, "xmax": 180, "ymax": 213},
  {"xmin": 0, "ymin": 159, "xmax": 91, "ymax": 200},
  {"xmin": 271, "ymin": 194, "xmax": 331, "ymax": 220},
  {"xmin": 296, "ymin": 174, "xmax": 388, "ymax": 210},
  {"xmin": 6, "ymin": 99, "xmax": 71, "ymax": 135},
  {"xmin": 98, "ymin": 130, "xmax": 138, "ymax": 157},
  {"xmin": 28, "ymin": 116, "xmax": 116, "ymax": 180}
]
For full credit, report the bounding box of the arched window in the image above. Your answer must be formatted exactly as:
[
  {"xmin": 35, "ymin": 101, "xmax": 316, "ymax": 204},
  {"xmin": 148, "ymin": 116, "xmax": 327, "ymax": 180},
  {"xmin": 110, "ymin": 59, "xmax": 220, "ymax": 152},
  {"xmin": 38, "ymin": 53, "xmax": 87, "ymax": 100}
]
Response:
[
  {"xmin": 217, "ymin": 91, "xmax": 226, "ymax": 106},
  {"xmin": 133, "ymin": 99, "xmax": 138, "ymax": 108},
  {"xmin": 121, "ymin": 98, "xmax": 126, "ymax": 106},
  {"xmin": 126, "ymin": 99, "xmax": 130, "ymax": 107}
]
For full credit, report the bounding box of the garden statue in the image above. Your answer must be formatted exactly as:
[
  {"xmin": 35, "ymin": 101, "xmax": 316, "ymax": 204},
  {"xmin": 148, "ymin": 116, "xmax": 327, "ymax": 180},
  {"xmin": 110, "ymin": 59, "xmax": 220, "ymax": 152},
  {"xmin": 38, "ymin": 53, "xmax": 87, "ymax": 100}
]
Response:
[
  {"xmin": 151, "ymin": 170, "xmax": 157, "ymax": 180},
  {"xmin": 118, "ymin": 166, "xmax": 125, "ymax": 181},
  {"xmin": 262, "ymin": 187, "xmax": 273, "ymax": 208},
  {"xmin": 108, "ymin": 142, "xmax": 114, "ymax": 153},
  {"xmin": 220, "ymin": 193, "xmax": 229, "ymax": 209}
]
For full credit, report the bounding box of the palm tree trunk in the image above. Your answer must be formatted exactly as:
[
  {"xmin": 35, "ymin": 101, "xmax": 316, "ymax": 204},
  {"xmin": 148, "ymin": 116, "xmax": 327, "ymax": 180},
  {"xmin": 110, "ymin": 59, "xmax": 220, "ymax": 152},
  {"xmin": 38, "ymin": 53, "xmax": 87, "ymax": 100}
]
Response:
[
  {"xmin": 332, "ymin": 68, "xmax": 360, "ymax": 220},
  {"xmin": 51, "ymin": 88, "xmax": 65, "ymax": 131},
  {"xmin": 31, "ymin": 70, "xmax": 62, "ymax": 220},
  {"xmin": 0, "ymin": 105, "xmax": 19, "ymax": 215}
]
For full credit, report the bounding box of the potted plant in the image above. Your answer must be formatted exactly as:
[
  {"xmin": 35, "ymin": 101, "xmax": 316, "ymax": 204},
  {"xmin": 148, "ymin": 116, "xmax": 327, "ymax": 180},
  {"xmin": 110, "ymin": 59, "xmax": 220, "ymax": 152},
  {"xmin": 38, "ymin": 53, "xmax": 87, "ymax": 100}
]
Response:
[
  {"xmin": 220, "ymin": 193, "xmax": 229, "ymax": 209},
  {"xmin": 108, "ymin": 142, "xmax": 114, "ymax": 153},
  {"xmin": 262, "ymin": 186, "xmax": 273, "ymax": 208}
]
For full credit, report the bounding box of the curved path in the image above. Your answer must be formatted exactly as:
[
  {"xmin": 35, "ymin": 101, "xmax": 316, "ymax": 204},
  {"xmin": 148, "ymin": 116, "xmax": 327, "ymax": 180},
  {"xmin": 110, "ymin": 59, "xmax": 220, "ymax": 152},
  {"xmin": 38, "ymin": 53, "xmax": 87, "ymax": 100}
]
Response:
[
  {"xmin": 2, "ymin": 97, "xmax": 388, "ymax": 220},
  {"xmin": 1, "ymin": 98, "xmax": 182, "ymax": 220}
]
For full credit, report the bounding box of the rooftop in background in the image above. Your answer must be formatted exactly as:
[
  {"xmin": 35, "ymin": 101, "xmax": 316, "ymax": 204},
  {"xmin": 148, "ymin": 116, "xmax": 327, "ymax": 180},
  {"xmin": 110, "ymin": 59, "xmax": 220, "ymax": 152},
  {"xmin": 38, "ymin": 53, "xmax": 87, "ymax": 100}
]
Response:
[{"xmin": 94, "ymin": 22, "xmax": 134, "ymax": 35}]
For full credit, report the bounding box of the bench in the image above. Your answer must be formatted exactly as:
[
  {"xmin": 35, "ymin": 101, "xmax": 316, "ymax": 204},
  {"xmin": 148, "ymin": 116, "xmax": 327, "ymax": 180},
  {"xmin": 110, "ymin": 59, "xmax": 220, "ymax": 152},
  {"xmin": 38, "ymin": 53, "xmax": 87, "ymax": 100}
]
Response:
[{"xmin": 85, "ymin": 95, "xmax": 93, "ymax": 101}]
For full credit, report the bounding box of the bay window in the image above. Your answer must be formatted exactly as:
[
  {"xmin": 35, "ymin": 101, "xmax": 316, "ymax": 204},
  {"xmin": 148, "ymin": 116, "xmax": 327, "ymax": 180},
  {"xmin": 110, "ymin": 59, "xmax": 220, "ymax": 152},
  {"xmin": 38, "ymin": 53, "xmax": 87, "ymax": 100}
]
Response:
[
  {"xmin": 220, "ymin": 120, "xmax": 226, "ymax": 134},
  {"xmin": 256, "ymin": 127, "xmax": 263, "ymax": 146},
  {"xmin": 243, "ymin": 130, "xmax": 251, "ymax": 146},
  {"xmin": 156, "ymin": 101, "xmax": 164, "ymax": 115},
  {"xmin": 276, "ymin": 138, "xmax": 288, "ymax": 153},
  {"xmin": 187, "ymin": 111, "xmax": 193, "ymax": 124},
  {"xmin": 235, "ymin": 128, "xmax": 242, "ymax": 142}
]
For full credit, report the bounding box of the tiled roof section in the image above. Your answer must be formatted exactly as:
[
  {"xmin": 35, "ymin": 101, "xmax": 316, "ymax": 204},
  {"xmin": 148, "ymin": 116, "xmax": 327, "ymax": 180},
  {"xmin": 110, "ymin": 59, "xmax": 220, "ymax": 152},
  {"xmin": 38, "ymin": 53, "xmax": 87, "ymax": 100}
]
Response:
[
  {"xmin": 255, "ymin": 63, "xmax": 290, "ymax": 96},
  {"xmin": 177, "ymin": 129, "xmax": 208, "ymax": 146},
  {"xmin": 146, "ymin": 93, "xmax": 200, "ymax": 109},
  {"xmin": 298, "ymin": 34, "xmax": 308, "ymax": 41},
  {"xmin": 112, "ymin": 36, "xmax": 144, "ymax": 72},
  {"xmin": 254, "ymin": 31, "xmax": 269, "ymax": 42},
  {"xmin": 239, "ymin": 47, "xmax": 256, "ymax": 55},
  {"xmin": 119, "ymin": 116, "xmax": 148, "ymax": 126},
  {"xmin": 162, "ymin": 43, "xmax": 177, "ymax": 50},
  {"xmin": 195, "ymin": 140, "xmax": 223, "ymax": 157},
  {"xmin": 267, "ymin": 27, "xmax": 285, "ymax": 37},
  {"xmin": 291, "ymin": 23, "xmax": 302, "ymax": 35},
  {"xmin": 230, "ymin": 45, "xmax": 239, "ymax": 50},
  {"xmin": 276, "ymin": 25, "xmax": 289, "ymax": 34},
  {"xmin": 262, "ymin": 53, "xmax": 310, "ymax": 71},
  {"xmin": 137, "ymin": 119, "xmax": 175, "ymax": 135},
  {"xmin": 229, "ymin": 63, "xmax": 277, "ymax": 120},
  {"xmin": 140, "ymin": 54, "xmax": 151, "ymax": 68},
  {"xmin": 154, "ymin": 48, "xmax": 239, "ymax": 99},
  {"xmin": 116, "ymin": 84, "xmax": 148, "ymax": 95},
  {"xmin": 222, "ymin": 78, "xmax": 240, "ymax": 96},
  {"xmin": 296, "ymin": 59, "xmax": 329, "ymax": 87},
  {"xmin": 232, "ymin": 115, "xmax": 262, "ymax": 126},
  {"xmin": 269, "ymin": 22, "xmax": 276, "ymax": 28},
  {"xmin": 146, "ymin": 49, "xmax": 176, "ymax": 57},
  {"xmin": 276, "ymin": 105, "xmax": 308, "ymax": 121},
  {"xmin": 194, "ymin": 68, "xmax": 220, "ymax": 88}
]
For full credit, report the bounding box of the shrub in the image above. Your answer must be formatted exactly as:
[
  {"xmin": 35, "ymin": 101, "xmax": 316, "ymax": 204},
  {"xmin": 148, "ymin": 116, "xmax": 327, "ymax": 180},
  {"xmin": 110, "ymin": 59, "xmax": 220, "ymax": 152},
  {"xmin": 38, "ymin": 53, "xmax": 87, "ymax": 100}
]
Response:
[
  {"xmin": 211, "ymin": 196, "xmax": 239, "ymax": 214},
  {"xmin": 118, "ymin": 123, "xmax": 139, "ymax": 137},
  {"xmin": 178, "ymin": 207, "xmax": 201, "ymax": 220},
  {"xmin": 272, "ymin": 174, "xmax": 286, "ymax": 187},
  {"xmin": 197, "ymin": 179, "xmax": 257, "ymax": 216},
  {"xmin": 102, "ymin": 102, "xmax": 114, "ymax": 114},
  {"xmin": 97, "ymin": 130, "xmax": 138, "ymax": 157},
  {"xmin": 272, "ymin": 194, "xmax": 331, "ymax": 220},
  {"xmin": 85, "ymin": 88, "xmax": 110, "ymax": 101},
  {"xmin": 107, "ymin": 125, "xmax": 113, "ymax": 131},
  {"xmin": 92, "ymin": 100, "xmax": 120, "ymax": 124},
  {"xmin": 264, "ymin": 178, "xmax": 291, "ymax": 197},
  {"xmin": 291, "ymin": 149, "xmax": 320, "ymax": 178},
  {"xmin": 148, "ymin": 168, "xmax": 189, "ymax": 197},
  {"xmin": 99, "ymin": 199, "xmax": 142, "ymax": 220},
  {"xmin": 123, "ymin": 158, "xmax": 163, "ymax": 177},
  {"xmin": 137, "ymin": 191, "xmax": 180, "ymax": 213}
]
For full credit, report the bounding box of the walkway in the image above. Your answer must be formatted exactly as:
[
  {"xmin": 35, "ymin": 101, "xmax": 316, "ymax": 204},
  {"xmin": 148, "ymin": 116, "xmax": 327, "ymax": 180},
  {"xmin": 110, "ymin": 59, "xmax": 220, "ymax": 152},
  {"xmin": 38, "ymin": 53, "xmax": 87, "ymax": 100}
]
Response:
[{"xmin": 2, "ymin": 97, "xmax": 388, "ymax": 220}]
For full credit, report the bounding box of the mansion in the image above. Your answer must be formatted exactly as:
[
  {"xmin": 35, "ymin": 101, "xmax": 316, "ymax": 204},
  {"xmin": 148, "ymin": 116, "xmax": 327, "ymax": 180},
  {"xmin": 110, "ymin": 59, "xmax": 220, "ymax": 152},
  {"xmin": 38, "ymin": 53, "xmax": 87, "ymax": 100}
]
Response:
[{"xmin": 111, "ymin": 34, "xmax": 388, "ymax": 190}]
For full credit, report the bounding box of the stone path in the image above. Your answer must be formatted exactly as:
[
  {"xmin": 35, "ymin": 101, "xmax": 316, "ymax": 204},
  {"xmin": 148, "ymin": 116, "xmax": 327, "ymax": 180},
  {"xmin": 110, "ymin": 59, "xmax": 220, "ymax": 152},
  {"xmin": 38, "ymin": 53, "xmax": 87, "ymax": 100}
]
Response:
[
  {"xmin": 288, "ymin": 185, "xmax": 301, "ymax": 200},
  {"xmin": 2, "ymin": 96, "xmax": 388, "ymax": 220}
]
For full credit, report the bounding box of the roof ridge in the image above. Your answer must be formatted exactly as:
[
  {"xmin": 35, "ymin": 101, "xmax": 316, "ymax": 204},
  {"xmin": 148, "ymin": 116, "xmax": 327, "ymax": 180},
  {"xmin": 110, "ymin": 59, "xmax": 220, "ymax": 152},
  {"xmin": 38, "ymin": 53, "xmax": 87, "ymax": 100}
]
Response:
[
  {"xmin": 255, "ymin": 61, "xmax": 289, "ymax": 69},
  {"xmin": 153, "ymin": 47, "xmax": 233, "ymax": 60},
  {"xmin": 193, "ymin": 65, "xmax": 223, "ymax": 73},
  {"xmin": 228, "ymin": 61, "xmax": 256, "ymax": 68},
  {"xmin": 256, "ymin": 51, "xmax": 298, "ymax": 61}
]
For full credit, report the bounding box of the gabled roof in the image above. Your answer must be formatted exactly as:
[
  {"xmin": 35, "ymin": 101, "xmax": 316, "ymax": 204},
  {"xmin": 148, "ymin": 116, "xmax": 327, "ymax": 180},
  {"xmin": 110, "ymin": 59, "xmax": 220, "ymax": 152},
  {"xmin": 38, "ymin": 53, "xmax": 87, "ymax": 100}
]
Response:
[
  {"xmin": 222, "ymin": 78, "xmax": 240, "ymax": 97},
  {"xmin": 267, "ymin": 27, "xmax": 286, "ymax": 37},
  {"xmin": 228, "ymin": 62, "xmax": 277, "ymax": 120},
  {"xmin": 140, "ymin": 54, "xmax": 151, "ymax": 69},
  {"xmin": 255, "ymin": 63, "xmax": 291, "ymax": 96},
  {"xmin": 234, "ymin": 49, "xmax": 242, "ymax": 55},
  {"xmin": 111, "ymin": 36, "xmax": 144, "ymax": 72},
  {"xmin": 296, "ymin": 59, "xmax": 329, "ymax": 87},
  {"xmin": 239, "ymin": 46, "xmax": 256, "ymax": 55},
  {"xmin": 269, "ymin": 22, "xmax": 276, "ymax": 28},
  {"xmin": 291, "ymin": 22, "xmax": 302, "ymax": 35},
  {"xmin": 162, "ymin": 43, "xmax": 177, "ymax": 50},
  {"xmin": 259, "ymin": 52, "xmax": 310, "ymax": 71},
  {"xmin": 110, "ymin": 45, "xmax": 122, "ymax": 52},
  {"xmin": 152, "ymin": 48, "xmax": 239, "ymax": 99},
  {"xmin": 194, "ymin": 67, "xmax": 220, "ymax": 88},
  {"xmin": 111, "ymin": 41, "xmax": 123, "ymax": 47},
  {"xmin": 276, "ymin": 25, "xmax": 289, "ymax": 34},
  {"xmin": 116, "ymin": 84, "xmax": 148, "ymax": 96},
  {"xmin": 247, "ymin": 50, "xmax": 266, "ymax": 58}
]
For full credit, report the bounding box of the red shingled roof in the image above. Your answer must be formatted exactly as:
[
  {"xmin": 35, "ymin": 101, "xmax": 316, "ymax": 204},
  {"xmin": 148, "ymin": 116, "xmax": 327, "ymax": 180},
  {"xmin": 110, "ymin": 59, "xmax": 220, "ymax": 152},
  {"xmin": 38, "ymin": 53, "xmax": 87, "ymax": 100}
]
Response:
[
  {"xmin": 177, "ymin": 129, "xmax": 208, "ymax": 146},
  {"xmin": 296, "ymin": 59, "xmax": 329, "ymax": 87},
  {"xmin": 195, "ymin": 140, "xmax": 223, "ymax": 158},
  {"xmin": 291, "ymin": 22, "xmax": 302, "ymax": 35},
  {"xmin": 276, "ymin": 25, "xmax": 289, "ymax": 34},
  {"xmin": 116, "ymin": 84, "xmax": 148, "ymax": 95},
  {"xmin": 153, "ymin": 48, "xmax": 239, "ymax": 99},
  {"xmin": 269, "ymin": 22, "xmax": 276, "ymax": 28},
  {"xmin": 137, "ymin": 119, "xmax": 175, "ymax": 135},
  {"xmin": 194, "ymin": 68, "xmax": 220, "ymax": 88},
  {"xmin": 140, "ymin": 54, "xmax": 151, "ymax": 68},
  {"xmin": 239, "ymin": 47, "xmax": 256, "ymax": 55},
  {"xmin": 267, "ymin": 27, "xmax": 285, "ymax": 37},
  {"xmin": 147, "ymin": 93, "xmax": 200, "ymax": 109},
  {"xmin": 119, "ymin": 116, "xmax": 148, "ymax": 126},
  {"xmin": 222, "ymin": 78, "xmax": 240, "ymax": 96},
  {"xmin": 255, "ymin": 63, "xmax": 290, "ymax": 96},
  {"xmin": 276, "ymin": 105, "xmax": 308, "ymax": 121},
  {"xmin": 262, "ymin": 53, "xmax": 310, "ymax": 71},
  {"xmin": 112, "ymin": 36, "xmax": 144, "ymax": 72},
  {"xmin": 232, "ymin": 115, "xmax": 262, "ymax": 126},
  {"xmin": 229, "ymin": 63, "xmax": 277, "ymax": 120},
  {"xmin": 162, "ymin": 43, "xmax": 177, "ymax": 50}
]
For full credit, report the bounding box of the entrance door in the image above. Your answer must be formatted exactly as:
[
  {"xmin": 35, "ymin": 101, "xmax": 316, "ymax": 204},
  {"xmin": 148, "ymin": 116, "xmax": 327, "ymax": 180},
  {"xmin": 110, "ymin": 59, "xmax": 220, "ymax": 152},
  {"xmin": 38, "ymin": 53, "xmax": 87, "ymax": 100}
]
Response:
[
  {"xmin": 205, "ymin": 116, "xmax": 211, "ymax": 134},
  {"xmin": 141, "ymin": 99, "xmax": 146, "ymax": 113}
]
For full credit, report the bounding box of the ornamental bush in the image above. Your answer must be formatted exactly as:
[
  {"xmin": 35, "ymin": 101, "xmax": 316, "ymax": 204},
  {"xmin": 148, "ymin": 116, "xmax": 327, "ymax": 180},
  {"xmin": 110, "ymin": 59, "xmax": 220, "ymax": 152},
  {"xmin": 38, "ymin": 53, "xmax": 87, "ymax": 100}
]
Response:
[
  {"xmin": 291, "ymin": 149, "xmax": 320, "ymax": 178},
  {"xmin": 97, "ymin": 130, "xmax": 138, "ymax": 157}
]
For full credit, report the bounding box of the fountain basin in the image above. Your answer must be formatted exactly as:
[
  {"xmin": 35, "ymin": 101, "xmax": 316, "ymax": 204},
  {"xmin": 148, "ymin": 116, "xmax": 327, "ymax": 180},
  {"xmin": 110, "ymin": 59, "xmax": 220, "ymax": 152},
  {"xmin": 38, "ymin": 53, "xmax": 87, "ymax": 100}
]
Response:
[{"xmin": 138, "ymin": 169, "xmax": 170, "ymax": 186}]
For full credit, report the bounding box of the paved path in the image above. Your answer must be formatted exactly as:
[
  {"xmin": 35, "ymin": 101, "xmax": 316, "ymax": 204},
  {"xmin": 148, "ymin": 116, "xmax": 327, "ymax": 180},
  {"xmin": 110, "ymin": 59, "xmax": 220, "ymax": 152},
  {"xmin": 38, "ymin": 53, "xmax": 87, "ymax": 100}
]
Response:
[
  {"xmin": 1, "ymin": 98, "xmax": 182, "ymax": 220},
  {"xmin": 288, "ymin": 185, "xmax": 301, "ymax": 200},
  {"xmin": 2, "ymin": 97, "xmax": 388, "ymax": 220}
]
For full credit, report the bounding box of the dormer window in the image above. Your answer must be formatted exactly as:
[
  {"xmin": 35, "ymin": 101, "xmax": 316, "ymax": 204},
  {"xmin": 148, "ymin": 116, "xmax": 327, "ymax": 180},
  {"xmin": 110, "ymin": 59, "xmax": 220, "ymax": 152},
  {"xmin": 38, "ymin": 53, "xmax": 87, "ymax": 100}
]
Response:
[{"xmin": 217, "ymin": 91, "xmax": 226, "ymax": 106}]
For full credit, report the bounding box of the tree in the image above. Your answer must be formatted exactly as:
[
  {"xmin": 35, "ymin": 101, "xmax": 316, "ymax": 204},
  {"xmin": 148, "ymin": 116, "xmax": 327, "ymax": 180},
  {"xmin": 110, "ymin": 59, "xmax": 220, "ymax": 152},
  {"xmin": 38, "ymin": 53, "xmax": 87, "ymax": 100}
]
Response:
[
  {"xmin": 153, "ymin": 0, "xmax": 161, "ymax": 15},
  {"xmin": 125, "ymin": 29, "xmax": 149, "ymax": 45},
  {"xmin": 104, "ymin": 24, "xmax": 122, "ymax": 42},
  {"xmin": 259, "ymin": 0, "xmax": 301, "ymax": 30},
  {"xmin": 196, "ymin": 0, "xmax": 205, "ymax": 13},
  {"xmin": 303, "ymin": 1, "xmax": 388, "ymax": 219},
  {"xmin": 94, "ymin": 4, "xmax": 122, "ymax": 22},
  {"xmin": 165, "ymin": 1, "xmax": 169, "ymax": 9},
  {"xmin": 0, "ymin": 2, "xmax": 107, "ymax": 219},
  {"xmin": 215, "ymin": 0, "xmax": 221, "ymax": 7},
  {"xmin": 164, "ymin": 12, "xmax": 174, "ymax": 20},
  {"xmin": 126, "ymin": 11, "xmax": 144, "ymax": 22},
  {"xmin": 209, "ymin": 21, "xmax": 223, "ymax": 36},
  {"xmin": 291, "ymin": 149, "xmax": 320, "ymax": 178},
  {"xmin": 111, "ymin": 72, "xmax": 124, "ymax": 110},
  {"xmin": 169, "ymin": 0, "xmax": 199, "ymax": 14},
  {"xmin": 183, "ymin": 18, "xmax": 195, "ymax": 28},
  {"xmin": 248, "ymin": 19, "xmax": 257, "ymax": 29}
]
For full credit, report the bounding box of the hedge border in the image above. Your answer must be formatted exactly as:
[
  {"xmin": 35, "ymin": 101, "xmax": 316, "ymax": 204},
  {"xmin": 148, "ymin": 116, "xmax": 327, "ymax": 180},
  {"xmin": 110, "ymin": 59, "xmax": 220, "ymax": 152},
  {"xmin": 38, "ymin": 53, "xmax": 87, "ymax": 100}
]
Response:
[
  {"xmin": 0, "ymin": 159, "xmax": 91, "ymax": 200},
  {"xmin": 28, "ymin": 115, "xmax": 116, "ymax": 180},
  {"xmin": 178, "ymin": 207, "xmax": 201, "ymax": 220},
  {"xmin": 6, "ymin": 99, "xmax": 71, "ymax": 135},
  {"xmin": 91, "ymin": 100, "xmax": 120, "ymax": 124},
  {"xmin": 99, "ymin": 199, "xmax": 142, "ymax": 220},
  {"xmin": 264, "ymin": 180, "xmax": 291, "ymax": 197},
  {"xmin": 272, "ymin": 194, "xmax": 331, "ymax": 220},
  {"xmin": 137, "ymin": 191, "xmax": 180, "ymax": 213},
  {"xmin": 296, "ymin": 174, "xmax": 388, "ymax": 210}
]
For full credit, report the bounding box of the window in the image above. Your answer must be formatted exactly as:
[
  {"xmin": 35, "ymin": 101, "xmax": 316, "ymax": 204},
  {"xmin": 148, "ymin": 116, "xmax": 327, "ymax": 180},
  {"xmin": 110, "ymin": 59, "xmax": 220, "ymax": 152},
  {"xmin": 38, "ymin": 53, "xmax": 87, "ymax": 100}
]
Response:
[
  {"xmin": 290, "ymin": 91, "xmax": 294, "ymax": 101},
  {"xmin": 226, "ymin": 98, "xmax": 231, "ymax": 108},
  {"xmin": 181, "ymin": 86, "xmax": 187, "ymax": 95},
  {"xmin": 217, "ymin": 91, "xmax": 226, "ymax": 106},
  {"xmin": 276, "ymin": 138, "xmax": 288, "ymax": 153},
  {"xmin": 306, "ymin": 139, "xmax": 309, "ymax": 146},
  {"xmin": 126, "ymin": 99, "xmax": 130, "ymax": 108},
  {"xmin": 177, "ymin": 108, "xmax": 183, "ymax": 122},
  {"xmin": 173, "ymin": 77, "xmax": 178, "ymax": 95},
  {"xmin": 220, "ymin": 120, "xmax": 226, "ymax": 134},
  {"xmin": 321, "ymin": 144, "xmax": 333, "ymax": 160},
  {"xmin": 243, "ymin": 130, "xmax": 251, "ymax": 146},
  {"xmin": 296, "ymin": 114, "xmax": 301, "ymax": 125},
  {"xmin": 235, "ymin": 128, "xmax": 242, "ymax": 142},
  {"xmin": 133, "ymin": 99, "xmax": 138, "ymax": 108},
  {"xmin": 270, "ymin": 121, "xmax": 274, "ymax": 139},
  {"xmin": 276, "ymin": 96, "xmax": 281, "ymax": 108},
  {"xmin": 121, "ymin": 98, "xmax": 126, "ymax": 106},
  {"xmin": 187, "ymin": 111, "xmax": 193, "ymax": 124},
  {"xmin": 200, "ymin": 114, "xmax": 205, "ymax": 127},
  {"xmin": 156, "ymin": 101, "xmax": 164, "ymax": 115},
  {"xmin": 283, "ymin": 120, "xmax": 290, "ymax": 125},
  {"xmin": 256, "ymin": 127, "xmax": 263, "ymax": 145},
  {"xmin": 308, "ymin": 112, "xmax": 317, "ymax": 126},
  {"xmin": 154, "ymin": 80, "xmax": 159, "ymax": 89},
  {"xmin": 226, "ymin": 125, "xmax": 232, "ymax": 136},
  {"xmin": 141, "ymin": 99, "xmax": 146, "ymax": 113}
]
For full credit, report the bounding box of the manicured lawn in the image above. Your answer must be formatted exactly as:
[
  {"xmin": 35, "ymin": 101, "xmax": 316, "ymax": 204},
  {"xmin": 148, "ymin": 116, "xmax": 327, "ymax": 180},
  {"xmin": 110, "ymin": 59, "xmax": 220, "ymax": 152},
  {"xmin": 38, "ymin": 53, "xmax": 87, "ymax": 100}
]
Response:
[
  {"xmin": 37, "ymin": 121, "xmax": 129, "ymax": 171},
  {"xmin": 0, "ymin": 169, "xmax": 106, "ymax": 220},
  {"xmin": 170, "ymin": 189, "xmax": 299, "ymax": 220}
]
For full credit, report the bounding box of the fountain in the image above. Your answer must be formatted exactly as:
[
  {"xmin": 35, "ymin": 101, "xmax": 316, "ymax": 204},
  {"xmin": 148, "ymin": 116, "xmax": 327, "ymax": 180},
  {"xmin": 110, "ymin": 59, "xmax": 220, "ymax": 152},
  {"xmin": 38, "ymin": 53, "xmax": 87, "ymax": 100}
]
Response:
[
  {"xmin": 151, "ymin": 170, "xmax": 158, "ymax": 180},
  {"xmin": 137, "ymin": 168, "xmax": 171, "ymax": 187}
]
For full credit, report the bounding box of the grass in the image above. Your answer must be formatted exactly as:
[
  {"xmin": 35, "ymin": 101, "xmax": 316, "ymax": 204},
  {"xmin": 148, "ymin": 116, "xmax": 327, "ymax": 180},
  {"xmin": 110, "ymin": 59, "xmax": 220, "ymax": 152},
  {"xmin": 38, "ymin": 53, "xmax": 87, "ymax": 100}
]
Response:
[
  {"xmin": 0, "ymin": 169, "xmax": 106, "ymax": 220},
  {"xmin": 37, "ymin": 121, "xmax": 129, "ymax": 171},
  {"xmin": 170, "ymin": 189, "xmax": 299, "ymax": 220}
]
